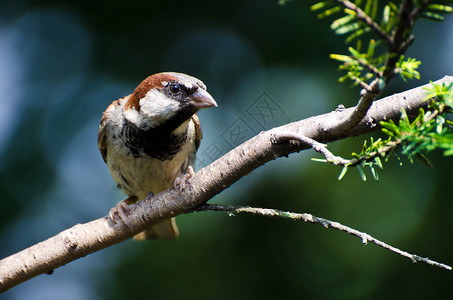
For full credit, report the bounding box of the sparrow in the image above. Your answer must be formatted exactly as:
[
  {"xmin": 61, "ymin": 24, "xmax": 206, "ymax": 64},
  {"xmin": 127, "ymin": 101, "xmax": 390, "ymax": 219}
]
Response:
[{"xmin": 98, "ymin": 72, "xmax": 217, "ymax": 240}]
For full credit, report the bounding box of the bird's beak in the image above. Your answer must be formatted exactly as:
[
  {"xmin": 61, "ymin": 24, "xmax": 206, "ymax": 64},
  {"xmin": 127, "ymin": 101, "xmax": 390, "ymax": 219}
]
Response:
[{"xmin": 190, "ymin": 88, "xmax": 218, "ymax": 109}]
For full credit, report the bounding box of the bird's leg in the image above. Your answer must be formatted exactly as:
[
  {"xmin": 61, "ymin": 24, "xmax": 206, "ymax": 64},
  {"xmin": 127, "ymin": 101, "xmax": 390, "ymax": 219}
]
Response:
[
  {"xmin": 174, "ymin": 166, "xmax": 195, "ymax": 192},
  {"xmin": 109, "ymin": 195, "xmax": 137, "ymax": 229}
]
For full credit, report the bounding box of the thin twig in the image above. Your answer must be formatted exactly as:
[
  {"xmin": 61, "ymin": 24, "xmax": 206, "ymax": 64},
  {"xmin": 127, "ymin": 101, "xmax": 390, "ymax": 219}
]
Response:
[
  {"xmin": 411, "ymin": 0, "xmax": 433, "ymax": 20},
  {"xmin": 334, "ymin": 0, "xmax": 392, "ymax": 47},
  {"xmin": 271, "ymin": 131, "xmax": 351, "ymax": 165},
  {"xmin": 194, "ymin": 204, "xmax": 452, "ymax": 271},
  {"xmin": 348, "ymin": 140, "xmax": 400, "ymax": 167},
  {"xmin": 383, "ymin": 0, "xmax": 415, "ymax": 80},
  {"xmin": 356, "ymin": 57, "xmax": 383, "ymax": 79},
  {"xmin": 392, "ymin": 0, "xmax": 414, "ymax": 49},
  {"xmin": 350, "ymin": 74, "xmax": 373, "ymax": 92}
]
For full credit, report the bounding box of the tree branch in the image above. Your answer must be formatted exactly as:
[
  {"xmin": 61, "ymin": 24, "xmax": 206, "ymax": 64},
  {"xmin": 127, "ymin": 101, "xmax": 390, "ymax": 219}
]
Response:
[
  {"xmin": 193, "ymin": 204, "xmax": 452, "ymax": 270},
  {"xmin": 1, "ymin": 76, "xmax": 452, "ymax": 292}
]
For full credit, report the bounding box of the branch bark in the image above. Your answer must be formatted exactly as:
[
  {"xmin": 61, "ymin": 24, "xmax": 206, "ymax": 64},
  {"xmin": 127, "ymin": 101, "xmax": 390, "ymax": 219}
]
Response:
[{"xmin": 1, "ymin": 76, "xmax": 452, "ymax": 292}]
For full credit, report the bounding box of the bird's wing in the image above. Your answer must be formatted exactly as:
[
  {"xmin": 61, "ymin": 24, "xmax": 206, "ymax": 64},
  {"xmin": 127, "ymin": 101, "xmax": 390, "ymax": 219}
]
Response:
[
  {"xmin": 98, "ymin": 98, "xmax": 124, "ymax": 162},
  {"xmin": 192, "ymin": 114, "xmax": 202, "ymax": 150}
]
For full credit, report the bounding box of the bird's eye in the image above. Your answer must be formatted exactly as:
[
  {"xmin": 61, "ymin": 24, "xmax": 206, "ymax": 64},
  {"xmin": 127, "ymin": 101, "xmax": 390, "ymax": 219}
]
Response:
[{"xmin": 169, "ymin": 84, "xmax": 181, "ymax": 94}]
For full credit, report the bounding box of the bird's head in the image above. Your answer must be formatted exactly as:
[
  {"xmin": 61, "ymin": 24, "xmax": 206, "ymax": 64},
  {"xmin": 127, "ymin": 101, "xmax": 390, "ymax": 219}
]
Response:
[{"xmin": 123, "ymin": 72, "xmax": 217, "ymax": 130}]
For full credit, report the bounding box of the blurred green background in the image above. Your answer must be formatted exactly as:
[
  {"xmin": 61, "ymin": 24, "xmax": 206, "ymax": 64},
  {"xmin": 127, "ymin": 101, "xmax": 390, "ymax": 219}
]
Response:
[{"xmin": 0, "ymin": 0, "xmax": 452, "ymax": 299}]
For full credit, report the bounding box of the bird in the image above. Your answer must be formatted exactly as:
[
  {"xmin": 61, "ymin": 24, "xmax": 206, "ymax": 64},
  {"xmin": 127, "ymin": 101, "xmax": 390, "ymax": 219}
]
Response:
[{"xmin": 98, "ymin": 72, "xmax": 217, "ymax": 240}]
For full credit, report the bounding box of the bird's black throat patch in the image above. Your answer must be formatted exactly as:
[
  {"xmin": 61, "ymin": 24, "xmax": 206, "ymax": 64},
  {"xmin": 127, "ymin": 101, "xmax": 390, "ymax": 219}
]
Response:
[{"xmin": 122, "ymin": 116, "xmax": 190, "ymax": 161}]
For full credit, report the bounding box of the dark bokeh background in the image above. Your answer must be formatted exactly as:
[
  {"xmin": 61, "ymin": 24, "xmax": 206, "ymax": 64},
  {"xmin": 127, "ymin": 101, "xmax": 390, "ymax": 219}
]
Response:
[{"xmin": 1, "ymin": 0, "xmax": 452, "ymax": 299}]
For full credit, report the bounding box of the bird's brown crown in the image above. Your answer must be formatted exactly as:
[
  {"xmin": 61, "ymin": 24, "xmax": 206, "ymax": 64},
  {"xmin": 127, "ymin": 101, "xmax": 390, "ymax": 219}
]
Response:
[{"xmin": 124, "ymin": 73, "xmax": 178, "ymax": 111}]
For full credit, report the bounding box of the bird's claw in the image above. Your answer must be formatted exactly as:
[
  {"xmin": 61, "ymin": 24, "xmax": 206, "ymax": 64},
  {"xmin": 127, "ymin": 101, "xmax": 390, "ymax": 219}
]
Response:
[
  {"xmin": 174, "ymin": 166, "xmax": 195, "ymax": 192},
  {"xmin": 109, "ymin": 196, "xmax": 136, "ymax": 230}
]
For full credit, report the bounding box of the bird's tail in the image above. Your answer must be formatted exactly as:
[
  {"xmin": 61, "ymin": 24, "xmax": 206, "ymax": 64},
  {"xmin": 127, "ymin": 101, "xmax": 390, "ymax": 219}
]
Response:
[{"xmin": 133, "ymin": 218, "xmax": 179, "ymax": 240}]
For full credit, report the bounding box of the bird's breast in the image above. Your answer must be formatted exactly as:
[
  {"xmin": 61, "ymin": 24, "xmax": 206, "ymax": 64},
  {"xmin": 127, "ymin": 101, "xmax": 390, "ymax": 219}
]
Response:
[{"xmin": 106, "ymin": 118, "xmax": 196, "ymax": 200}]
